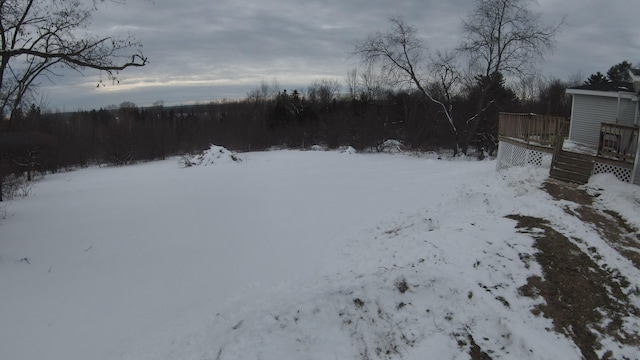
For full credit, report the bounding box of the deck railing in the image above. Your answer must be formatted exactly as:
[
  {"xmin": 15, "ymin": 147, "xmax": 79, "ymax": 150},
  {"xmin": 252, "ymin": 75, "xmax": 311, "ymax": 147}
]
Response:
[
  {"xmin": 598, "ymin": 123, "xmax": 638, "ymax": 163},
  {"xmin": 498, "ymin": 113, "xmax": 569, "ymax": 146}
]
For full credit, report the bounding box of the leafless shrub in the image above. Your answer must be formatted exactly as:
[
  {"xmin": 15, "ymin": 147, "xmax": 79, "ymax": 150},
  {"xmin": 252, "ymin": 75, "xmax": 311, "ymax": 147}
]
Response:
[{"xmin": 1, "ymin": 174, "xmax": 33, "ymax": 200}]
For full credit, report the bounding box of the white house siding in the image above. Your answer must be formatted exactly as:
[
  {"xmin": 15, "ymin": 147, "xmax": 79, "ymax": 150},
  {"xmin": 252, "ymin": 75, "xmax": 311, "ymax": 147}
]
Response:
[
  {"xmin": 569, "ymin": 94, "xmax": 637, "ymax": 148},
  {"xmin": 617, "ymin": 99, "xmax": 637, "ymax": 126}
]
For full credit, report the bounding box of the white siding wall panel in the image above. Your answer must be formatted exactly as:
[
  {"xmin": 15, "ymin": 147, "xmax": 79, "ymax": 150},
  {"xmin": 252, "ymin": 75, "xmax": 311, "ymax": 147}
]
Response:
[
  {"xmin": 567, "ymin": 92, "xmax": 640, "ymax": 185},
  {"xmin": 618, "ymin": 99, "xmax": 637, "ymax": 126},
  {"xmin": 569, "ymin": 95, "xmax": 619, "ymax": 147}
]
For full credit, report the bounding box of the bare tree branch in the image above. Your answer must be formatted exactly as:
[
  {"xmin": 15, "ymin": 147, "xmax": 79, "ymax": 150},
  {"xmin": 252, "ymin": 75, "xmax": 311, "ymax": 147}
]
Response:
[
  {"xmin": 0, "ymin": 0, "xmax": 147, "ymax": 119},
  {"xmin": 353, "ymin": 17, "xmax": 457, "ymax": 136},
  {"xmin": 456, "ymin": 0, "xmax": 563, "ymax": 153},
  {"xmin": 459, "ymin": 0, "xmax": 563, "ymax": 79}
]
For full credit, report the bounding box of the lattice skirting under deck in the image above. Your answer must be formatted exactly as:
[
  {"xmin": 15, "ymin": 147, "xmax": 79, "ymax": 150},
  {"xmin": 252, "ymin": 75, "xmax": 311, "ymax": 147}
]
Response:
[
  {"xmin": 496, "ymin": 140, "xmax": 553, "ymax": 170},
  {"xmin": 592, "ymin": 162, "xmax": 633, "ymax": 183}
]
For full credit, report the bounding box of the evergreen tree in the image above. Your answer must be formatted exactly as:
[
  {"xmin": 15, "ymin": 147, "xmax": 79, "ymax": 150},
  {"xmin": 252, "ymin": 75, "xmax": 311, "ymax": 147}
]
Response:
[
  {"xmin": 584, "ymin": 72, "xmax": 608, "ymax": 85},
  {"xmin": 606, "ymin": 60, "xmax": 633, "ymax": 82}
]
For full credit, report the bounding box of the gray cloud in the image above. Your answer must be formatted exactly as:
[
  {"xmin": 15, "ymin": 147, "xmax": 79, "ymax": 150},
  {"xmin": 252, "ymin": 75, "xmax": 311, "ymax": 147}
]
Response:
[{"xmin": 38, "ymin": 0, "xmax": 640, "ymax": 110}]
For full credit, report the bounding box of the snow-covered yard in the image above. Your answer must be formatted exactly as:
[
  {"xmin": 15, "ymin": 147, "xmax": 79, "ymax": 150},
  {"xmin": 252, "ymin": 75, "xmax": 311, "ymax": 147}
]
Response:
[{"xmin": 1, "ymin": 149, "xmax": 639, "ymax": 360}]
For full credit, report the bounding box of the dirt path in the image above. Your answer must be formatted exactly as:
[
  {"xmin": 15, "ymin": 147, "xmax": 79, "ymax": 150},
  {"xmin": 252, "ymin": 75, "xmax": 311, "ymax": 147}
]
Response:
[
  {"xmin": 543, "ymin": 180, "xmax": 640, "ymax": 268},
  {"xmin": 506, "ymin": 180, "xmax": 640, "ymax": 359}
]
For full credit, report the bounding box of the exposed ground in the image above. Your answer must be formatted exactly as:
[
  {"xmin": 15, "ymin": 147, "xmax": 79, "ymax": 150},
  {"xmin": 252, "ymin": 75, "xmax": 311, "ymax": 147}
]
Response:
[{"xmin": 510, "ymin": 180, "xmax": 640, "ymax": 360}]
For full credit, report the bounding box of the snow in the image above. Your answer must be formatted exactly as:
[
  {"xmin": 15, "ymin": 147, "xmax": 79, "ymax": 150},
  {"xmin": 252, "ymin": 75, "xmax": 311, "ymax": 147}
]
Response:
[
  {"xmin": 562, "ymin": 139, "xmax": 597, "ymax": 155},
  {"xmin": 309, "ymin": 144, "xmax": 326, "ymax": 151},
  {"xmin": 585, "ymin": 173, "xmax": 640, "ymax": 231},
  {"xmin": 187, "ymin": 144, "xmax": 243, "ymax": 166},
  {"xmin": 378, "ymin": 139, "xmax": 403, "ymax": 153},
  {"xmin": 340, "ymin": 146, "xmax": 357, "ymax": 154},
  {"xmin": 0, "ymin": 150, "xmax": 638, "ymax": 360}
]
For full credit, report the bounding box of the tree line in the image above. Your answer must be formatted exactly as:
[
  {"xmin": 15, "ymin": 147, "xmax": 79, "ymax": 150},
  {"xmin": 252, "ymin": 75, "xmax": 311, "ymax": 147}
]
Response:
[
  {"xmin": 3, "ymin": 57, "xmax": 623, "ymax": 201},
  {"xmin": 0, "ymin": 0, "xmax": 632, "ymax": 201},
  {"xmin": 0, "ymin": 71, "xmax": 575, "ymax": 194}
]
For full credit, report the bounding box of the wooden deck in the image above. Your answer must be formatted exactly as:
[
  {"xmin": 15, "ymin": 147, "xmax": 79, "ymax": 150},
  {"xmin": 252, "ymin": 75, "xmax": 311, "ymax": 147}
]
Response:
[
  {"xmin": 549, "ymin": 137, "xmax": 634, "ymax": 184},
  {"xmin": 598, "ymin": 122, "xmax": 638, "ymax": 164},
  {"xmin": 498, "ymin": 113, "xmax": 638, "ymax": 183},
  {"xmin": 497, "ymin": 135, "xmax": 555, "ymax": 154},
  {"xmin": 498, "ymin": 113, "xmax": 569, "ymax": 147}
]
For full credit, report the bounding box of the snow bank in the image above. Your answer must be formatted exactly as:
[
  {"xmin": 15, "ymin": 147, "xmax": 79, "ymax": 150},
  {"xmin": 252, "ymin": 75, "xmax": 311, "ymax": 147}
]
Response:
[
  {"xmin": 378, "ymin": 139, "xmax": 403, "ymax": 153},
  {"xmin": 309, "ymin": 144, "xmax": 326, "ymax": 151},
  {"xmin": 585, "ymin": 173, "xmax": 640, "ymax": 231},
  {"xmin": 340, "ymin": 146, "xmax": 356, "ymax": 154},
  {"xmin": 186, "ymin": 144, "xmax": 242, "ymax": 166}
]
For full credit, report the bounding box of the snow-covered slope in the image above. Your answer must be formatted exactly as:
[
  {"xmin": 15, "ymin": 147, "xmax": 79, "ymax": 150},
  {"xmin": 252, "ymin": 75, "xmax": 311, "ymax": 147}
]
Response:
[{"xmin": 0, "ymin": 150, "xmax": 638, "ymax": 360}]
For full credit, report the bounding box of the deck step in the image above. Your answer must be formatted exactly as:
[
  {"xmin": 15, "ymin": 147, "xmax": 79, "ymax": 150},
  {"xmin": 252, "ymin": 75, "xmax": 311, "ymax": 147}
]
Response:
[
  {"xmin": 549, "ymin": 149, "xmax": 595, "ymax": 184},
  {"xmin": 553, "ymin": 158, "xmax": 594, "ymax": 172},
  {"xmin": 556, "ymin": 150, "xmax": 596, "ymax": 162},
  {"xmin": 555, "ymin": 151, "xmax": 594, "ymax": 162},
  {"xmin": 549, "ymin": 168, "xmax": 591, "ymax": 184}
]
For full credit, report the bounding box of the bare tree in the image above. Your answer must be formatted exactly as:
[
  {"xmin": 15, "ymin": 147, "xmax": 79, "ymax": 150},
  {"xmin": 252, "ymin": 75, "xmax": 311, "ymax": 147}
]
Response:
[
  {"xmin": 458, "ymin": 0, "xmax": 563, "ymax": 152},
  {"xmin": 345, "ymin": 68, "xmax": 358, "ymax": 101},
  {"xmin": 514, "ymin": 74, "xmax": 543, "ymax": 104},
  {"xmin": 460, "ymin": 0, "xmax": 562, "ymax": 79},
  {"xmin": 429, "ymin": 51, "xmax": 461, "ymax": 116},
  {"xmin": 566, "ymin": 71, "xmax": 584, "ymax": 88},
  {"xmin": 358, "ymin": 64, "xmax": 385, "ymax": 102},
  {"xmin": 246, "ymin": 79, "xmax": 279, "ymax": 104},
  {"xmin": 0, "ymin": 0, "xmax": 147, "ymax": 120},
  {"xmin": 307, "ymin": 78, "xmax": 341, "ymax": 109},
  {"xmin": 353, "ymin": 17, "xmax": 458, "ymax": 149}
]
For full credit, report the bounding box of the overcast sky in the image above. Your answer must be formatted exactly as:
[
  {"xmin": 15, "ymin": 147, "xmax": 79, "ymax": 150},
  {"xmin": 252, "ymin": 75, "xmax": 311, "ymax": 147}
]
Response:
[{"xmin": 38, "ymin": 0, "xmax": 640, "ymax": 111}]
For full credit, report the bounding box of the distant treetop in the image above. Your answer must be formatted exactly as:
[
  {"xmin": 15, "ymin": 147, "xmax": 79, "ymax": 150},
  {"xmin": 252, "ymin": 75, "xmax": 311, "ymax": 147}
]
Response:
[{"xmin": 585, "ymin": 60, "xmax": 635, "ymax": 85}]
